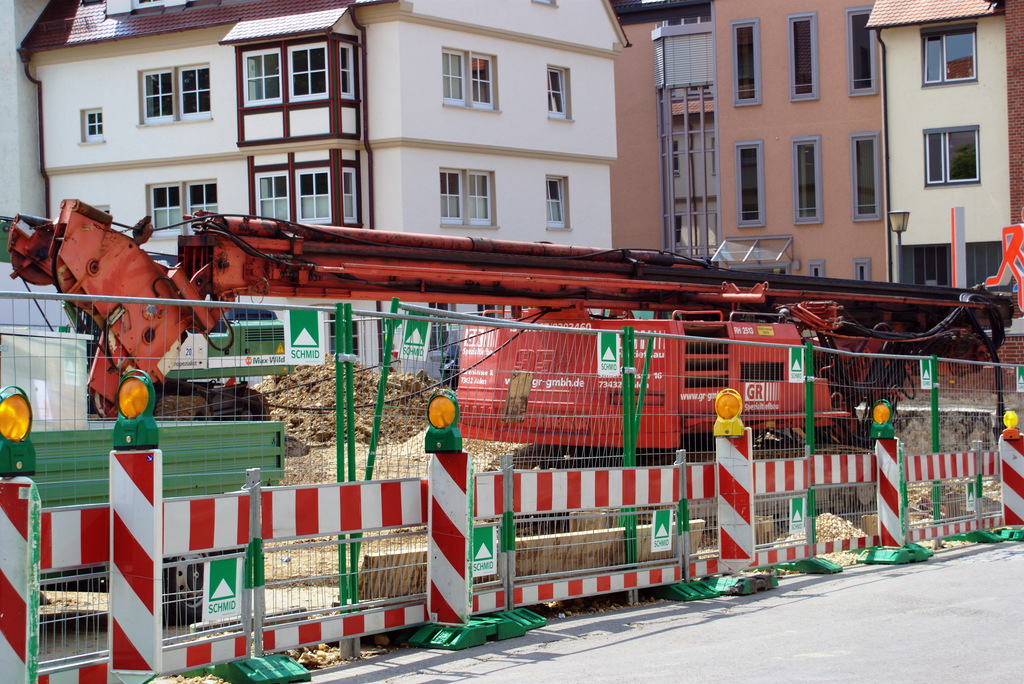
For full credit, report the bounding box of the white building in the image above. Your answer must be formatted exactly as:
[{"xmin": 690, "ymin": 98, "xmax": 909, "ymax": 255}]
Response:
[{"xmin": 19, "ymin": 0, "xmax": 625, "ymax": 271}]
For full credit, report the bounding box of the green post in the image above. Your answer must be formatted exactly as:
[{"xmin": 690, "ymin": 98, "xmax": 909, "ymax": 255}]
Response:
[
  {"xmin": 803, "ymin": 342, "xmax": 816, "ymax": 457},
  {"xmin": 806, "ymin": 485, "xmax": 817, "ymax": 546},
  {"xmin": 335, "ymin": 303, "xmax": 359, "ymax": 605},
  {"xmin": 930, "ymin": 356, "xmax": 942, "ymax": 523},
  {"xmin": 621, "ymin": 327, "xmax": 638, "ymax": 565},
  {"xmin": 365, "ymin": 298, "xmax": 401, "ymax": 481}
]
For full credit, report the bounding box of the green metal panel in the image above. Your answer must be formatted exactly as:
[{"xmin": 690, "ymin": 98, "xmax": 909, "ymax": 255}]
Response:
[{"xmin": 31, "ymin": 421, "xmax": 285, "ymax": 507}]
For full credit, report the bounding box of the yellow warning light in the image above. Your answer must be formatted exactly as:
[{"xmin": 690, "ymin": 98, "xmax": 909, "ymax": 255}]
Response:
[
  {"xmin": 0, "ymin": 389, "xmax": 32, "ymax": 442},
  {"xmin": 1004, "ymin": 411, "xmax": 1019, "ymax": 430},
  {"xmin": 872, "ymin": 401, "xmax": 892, "ymax": 427},
  {"xmin": 117, "ymin": 376, "xmax": 153, "ymax": 420},
  {"xmin": 713, "ymin": 388, "xmax": 744, "ymax": 437},
  {"xmin": 870, "ymin": 399, "xmax": 895, "ymax": 439},
  {"xmin": 428, "ymin": 393, "xmax": 458, "ymax": 429},
  {"xmin": 425, "ymin": 390, "xmax": 462, "ymax": 453}
]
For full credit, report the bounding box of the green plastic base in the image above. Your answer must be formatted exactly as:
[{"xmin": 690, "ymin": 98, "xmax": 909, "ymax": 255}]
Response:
[
  {"xmin": 944, "ymin": 530, "xmax": 1005, "ymax": 544},
  {"xmin": 779, "ymin": 557, "xmax": 844, "ymax": 574},
  {"xmin": 859, "ymin": 543, "xmax": 933, "ymax": 565},
  {"xmin": 994, "ymin": 527, "xmax": 1024, "ymax": 541},
  {"xmin": 708, "ymin": 573, "xmax": 778, "ymax": 596},
  {"xmin": 404, "ymin": 608, "xmax": 546, "ymax": 651},
  {"xmin": 208, "ymin": 654, "xmax": 310, "ymax": 684},
  {"xmin": 650, "ymin": 580, "xmax": 722, "ymax": 601}
]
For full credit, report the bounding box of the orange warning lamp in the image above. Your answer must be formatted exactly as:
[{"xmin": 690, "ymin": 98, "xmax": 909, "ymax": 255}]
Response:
[
  {"xmin": 425, "ymin": 390, "xmax": 462, "ymax": 452},
  {"xmin": 713, "ymin": 388, "xmax": 744, "ymax": 437},
  {"xmin": 870, "ymin": 399, "xmax": 895, "ymax": 439},
  {"xmin": 0, "ymin": 386, "xmax": 35, "ymax": 476},
  {"xmin": 1003, "ymin": 410, "xmax": 1020, "ymax": 440},
  {"xmin": 113, "ymin": 370, "xmax": 159, "ymax": 449}
]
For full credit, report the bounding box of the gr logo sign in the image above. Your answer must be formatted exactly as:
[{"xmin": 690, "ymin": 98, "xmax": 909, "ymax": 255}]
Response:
[{"xmin": 743, "ymin": 382, "xmax": 778, "ymax": 403}]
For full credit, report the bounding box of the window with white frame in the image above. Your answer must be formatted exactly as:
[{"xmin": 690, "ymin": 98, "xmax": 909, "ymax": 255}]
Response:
[
  {"xmin": 923, "ymin": 27, "xmax": 976, "ymax": 85},
  {"xmin": 792, "ymin": 136, "xmax": 822, "ymax": 223},
  {"xmin": 853, "ymin": 258, "xmax": 871, "ymax": 281},
  {"xmin": 289, "ymin": 44, "xmax": 328, "ymax": 102},
  {"xmin": 788, "ymin": 13, "xmax": 818, "ymax": 101},
  {"xmin": 735, "ymin": 141, "xmax": 764, "ymax": 227},
  {"xmin": 151, "ymin": 185, "xmax": 181, "ymax": 229},
  {"xmin": 851, "ymin": 132, "xmax": 880, "ymax": 220},
  {"xmin": 245, "ymin": 50, "xmax": 282, "ymax": 105},
  {"xmin": 442, "ymin": 50, "xmax": 495, "ymax": 109},
  {"xmin": 546, "ymin": 177, "xmax": 567, "ymax": 229},
  {"xmin": 732, "ymin": 19, "xmax": 760, "ymax": 105},
  {"xmin": 440, "ymin": 169, "xmax": 494, "ymax": 226},
  {"xmin": 547, "ymin": 67, "xmax": 569, "ymax": 119},
  {"xmin": 341, "ymin": 168, "xmax": 358, "ymax": 222},
  {"xmin": 847, "ymin": 9, "xmax": 877, "ymax": 95},
  {"xmin": 339, "ymin": 44, "xmax": 356, "ymax": 99},
  {"xmin": 83, "ymin": 109, "xmax": 103, "ymax": 142},
  {"xmin": 925, "ymin": 126, "xmax": 979, "ymax": 185},
  {"xmin": 188, "ymin": 182, "xmax": 218, "ymax": 215},
  {"xmin": 298, "ymin": 169, "xmax": 331, "ymax": 222},
  {"xmin": 257, "ymin": 174, "xmax": 289, "ymax": 219},
  {"xmin": 808, "ymin": 260, "xmax": 825, "ymax": 278},
  {"xmin": 142, "ymin": 66, "xmax": 211, "ymax": 124}
]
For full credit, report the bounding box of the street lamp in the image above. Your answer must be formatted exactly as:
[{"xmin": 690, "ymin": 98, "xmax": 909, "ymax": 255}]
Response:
[{"xmin": 888, "ymin": 210, "xmax": 910, "ymax": 283}]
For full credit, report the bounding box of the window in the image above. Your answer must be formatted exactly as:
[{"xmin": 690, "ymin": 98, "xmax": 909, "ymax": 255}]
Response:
[
  {"xmin": 546, "ymin": 177, "xmax": 567, "ymax": 229},
  {"xmin": 339, "ymin": 44, "xmax": 356, "ymax": 99},
  {"xmin": 788, "ymin": 14, "xmax": 818, "ymax": 101},
  {"xmin": 547, "ymin": 67, "xmax": 569, "ymax": 119},
  {"xmin": 848, "ymin": 9, "xmax": 877, "ymax": 95},
  {"xmin": 83, "ymin": 109, "xmax": 103, "ymax": 143},
  {"xmin": 298, "ymin": 170, "xmax": 331, "ymax": 222},
  {"xmin": 851, "ymin": 133, "xmax": 880, "ymax": 220},
  {"xmin": 808, "ymin": 260, "xmax": 825, "ymax": 278},
  {"xmin": 289, "ymin": 45, "xmax": 328, "ymax": 102},
  {"xmin": 732, "ymin": 20, "xmax": 760, "ymax": 105},
  {"xmin": 245, "ymin": 50, "xmax": 282, "ymax": 105},
  {"xmin": 188, "ymin": 183, "xmax": 218, "ymax": 215},
  {"xmin": 792, "ymin": 136, "xmax": 822, "ymax": 223},
  {"xmin": 442, "ymin": 50, "xmax": 495, "ymax": 109},
  {"xmin": 151, "ymin": 185, "xmax": 181, "ymax": 229},
  {"xmin": 440, "ymin": 169, "xmax": 494, "ymax": 226},
  {"xmin": 924, "ymin": 28, "xmax": 976, "ymax": 85},
  {"xmin": 341, "ymin": 168, "xmax": 358, "ymax": 223},
  {"xmin": 925, "ymin": 126, "xmax": 979, "ymax": 185},
  {"xmin": 143, "ymin": 66, "xmax": 211, "ymax": 124},
  {"xmin": 854, "ymin": 258, "xmax": 871, "ymax": 281},
  {"xmin": 903, "ymin": 245, "xmax": 950, "ymax": 285},
  {"xmin": 735, "ymin": 141, "xmax": 764, "ymax": 227},
  {"xmin": 257, "ymin": 174, "xmax": 289, "ymax": 219}
]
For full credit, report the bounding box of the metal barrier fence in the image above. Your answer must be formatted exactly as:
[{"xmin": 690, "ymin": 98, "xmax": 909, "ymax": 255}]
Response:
[{"xmin": 1, "ymin": 291, "xmax": 1024, "ymax": 681}]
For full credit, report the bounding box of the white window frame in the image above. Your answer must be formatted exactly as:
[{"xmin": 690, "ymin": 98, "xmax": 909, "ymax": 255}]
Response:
[
  {"xmin": 925, "ymin": 126, "xmax": 980, "ymax": 186},
  {"xmin": 83, "ymin": 109, "xmax": 104, "ymax": 143},
  {"xmin": 788, "ymin": 13, "xmax": 819, "ymax": 101},
  {"xmin": 735, "ymin": 141, "xmax": 765, "ymax": 227},
  {"xmin": 792, "ymin": 136, "xmax": 822, "ymax": 224},
  {"xmin": 339, "ymin": 44, "xmax": 356, "ymax": 99},
  {"xmin": 808, "ymin": 260, "xmax": 826, "ymax": 278},
  {"xmin": 256, "ymin": 172, "xmax": 290, "ymax": 219},
  {"xmin": 546, "ymin": 176, "xmax": 567, "ymax": 230},
  {"xmin": 850, "ymin": 132, "xmax": 881, "ymax": 220},
  {"xmin": 288, "ymin": 44, "xmax": 328, "ymax": 103},
  {"xmin": 923, "ymin": 27, "xmax": 977, "ymax": 86},
  {"xmin": 245, "ymin": 49, "xmax": 283, "ymax": 106},
  {"xmin": 847, "ymin": 8, "xmax": 877, "ymax": 96},
  {"xmin": 179, "ymin": 66, "xmax": 211, "ymax": 121},
  {"xmin": 732, "ymin": 19, "xmax": 761, "ymax": 106},
  {"xmin": 547, "ymin": 66, "xmax": 569, "ymax": 119},
  {"xmin": 142, "ymin": 66, "xmax": 211, "ymax": 124},
  {"xmin": 143, "ymin": 70, "xmax": 175, "ymax": 124},
  {"xmin": 187, "ymin": 182, "xmax": 218, "ymax": 215},
  {"xmin": 442, "ymin": 50, "xmax": 495, "ymax": 110},
  {"xmin": 341, "ymin": 167, "xmax": 358, "ymax": 223},
  {"xmin": 854, "ymin": 258, "xmax": 872, "ymax": 281},
  {"xmin": 297, "ymin": 169, "xmax": 332, "ymax": 223},
  {"xmin": 150, "ymin": 184, "xmax": 182, "ymax": 229},
  {"xmin": 440, "ymin": 169, "xmax": 495, "ymax": 227}
]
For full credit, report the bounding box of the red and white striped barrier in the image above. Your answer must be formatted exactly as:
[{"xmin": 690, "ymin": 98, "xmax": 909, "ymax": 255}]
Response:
[
  {"xmin": 875, "ymin": 438, "xmax": 904, "ymax": 547},
  {"xmin": 0, "ymin": 478, "xmax": 40, "ymax": 684},
  {"xmin": 686, "ymin": 463, "xmax": 716, "ymax": 500},
  {"xmin": 427, "ymin": 451, "xmax": 472, "ymax": 625},
  {"xmin": 474, "ymin": 472, "xmax": 504, "ymax": 517},
  {"xmin": 1000, "ymin": 436, "xmax": 1024, "ymax": 526},
  {"xmin": 512, "ymin": 466, "xmax": 679, "ymax": 514},
  {"xmin": 163, "ymin": 636, "xmax": 248, "ymax": 675},
  {"xmin": 164, "ymin": 493, "xmax": 248, "ymax": 555},
  {"xmin": 904, "ymin": 452, "xmax": 976, "ymax": 483},
  {"xmin": 753, "ymin": 458, "xmax": 807, "ymax": 494},
  {"xmin": 717, "ymin": 428, "xmax": 754, "ymax": 573},
  {"xmin": 514, "ymin": 566, "xmax": 682, "ymax": 606},
  {"xmin": 262, "ymin": 604, "xmax": 427, "ymax": 652},
  {"xmin": 811, "ymin": 453, "xmax": 876, "ymax": 485},
  {"xmin": 41, "ymin": 506, "xmax": 109, "ymax": 570},
  {"xmin": 261, "ymin": 479, "xmax": 427, "ymax": 541},
  {"xmin": 109, "ymin": 450, "xmax": 162, "ymax": 682},
  {"xmin": 38, "ymin": 663, "xmax": 109, "ymax": 684}
]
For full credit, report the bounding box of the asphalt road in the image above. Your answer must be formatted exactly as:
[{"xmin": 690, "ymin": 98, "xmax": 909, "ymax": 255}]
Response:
[{"xmin": 310, "ymin": 543, "xmax": 1024, "ymax": 683}]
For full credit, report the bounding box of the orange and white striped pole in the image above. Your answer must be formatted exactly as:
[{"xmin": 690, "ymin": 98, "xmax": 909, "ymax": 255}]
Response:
[
  {"xmin": 0, "ymin": 478, "xmax": 40, "ymax": 684},
  {"xmin": 876, "ymin": 438, "xmax": 905, "ymax": 547}
]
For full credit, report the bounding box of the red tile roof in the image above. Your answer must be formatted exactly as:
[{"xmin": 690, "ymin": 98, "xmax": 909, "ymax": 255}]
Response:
[
  {"xmin": 21, "ymin": 0, "xmax": 390, "ymax": 53},
  {"xmin": 867, "ymin": 0, "xmax": 1003, "ymax": 29}
]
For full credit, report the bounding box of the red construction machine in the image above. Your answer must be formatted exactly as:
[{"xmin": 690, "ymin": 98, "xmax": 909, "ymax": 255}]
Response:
[{"xmin": 6, "ymin": 199, "xmax": 1011, "ymax": 452}]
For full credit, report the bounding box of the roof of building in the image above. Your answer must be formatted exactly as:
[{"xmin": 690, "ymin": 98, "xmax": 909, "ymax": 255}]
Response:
[
  {"xmin": 21, "ymin": 0, "xmax": 389, "ymax": 53},
  {"xmin": 867, "ymin": 0, "xmax": 1003, "ymax": 29}
]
